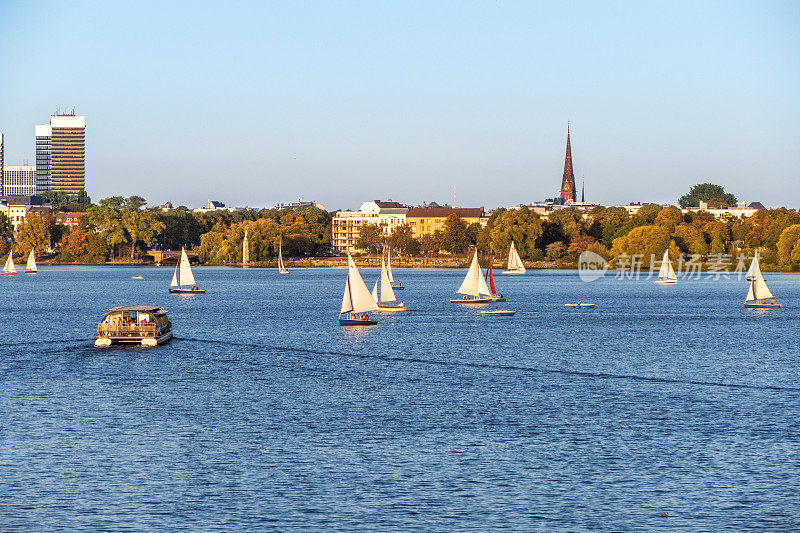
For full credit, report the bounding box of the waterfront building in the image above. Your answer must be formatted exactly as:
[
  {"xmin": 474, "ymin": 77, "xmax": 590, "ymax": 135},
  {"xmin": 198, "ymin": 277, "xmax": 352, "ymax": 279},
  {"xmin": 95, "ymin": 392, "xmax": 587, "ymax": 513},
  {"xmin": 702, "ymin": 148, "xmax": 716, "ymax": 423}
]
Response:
[
  {"xmin": 560, "ymin": 127, "xmax": 577, "ymax": 203},
  {"xmin": 54, "ymin": 211, "xmax": 86, "ymax": 228},
  {"xmin": 0, "ymin": 195, "xmax": 52, "ymax": 232},
  {"xmin": 35, "ymin": 112, "xmax": 86, "ymax": 195},
  {"xmin": 3, "ymin": 165, "xmax": 36, "ymax": 196},
  {"xmin": 682, "ymin": 201, "xmax": 764, "ymax": 219},
  {"xmin": 332, "ymin": 201, "xmax": 408, "ymax": 253},
  {"xmin": 405, "ymin": 206, "xmax": 487, "ymax": 239}
]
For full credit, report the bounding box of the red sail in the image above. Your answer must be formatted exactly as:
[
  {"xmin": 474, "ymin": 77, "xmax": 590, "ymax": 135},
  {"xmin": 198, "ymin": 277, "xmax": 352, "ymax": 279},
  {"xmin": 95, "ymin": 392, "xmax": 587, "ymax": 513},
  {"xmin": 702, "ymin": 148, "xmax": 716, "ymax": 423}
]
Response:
[{"xmin": 486, "ymin": 253, "xmax": 497, "ymax": 294}]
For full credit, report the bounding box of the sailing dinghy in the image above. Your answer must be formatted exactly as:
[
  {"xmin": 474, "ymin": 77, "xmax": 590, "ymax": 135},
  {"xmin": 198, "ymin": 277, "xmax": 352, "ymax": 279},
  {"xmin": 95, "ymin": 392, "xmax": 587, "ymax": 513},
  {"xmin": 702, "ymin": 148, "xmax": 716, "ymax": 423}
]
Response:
[
  {"xmin": 744, "ymin": 252, "xmax": 781, "ymax": 309},
  {"xmin": 654, "ymin": 249, "xmax": 677, "ymax": 285},
  {"xmin": 278, "ymin": 240, "xmax": 289, "ymax": 274},
  {"xmin": 450, "ymin": 250, "xmax": 492, "ymax": 304},
  {"xmin": 242, "ymin": 230, "xmax": 250, "ymax": 267},
  {"xmin": 386, "ymin": 249, "xmax": 403, "ymax": 289},
  {"xmin": 169, "ymin": 247, "xmax": 206, "ymax": 293},
  {"xmin": 485, "ymin": 253, "xmax": 505, "ymax": 302},
  {"xmin": 372, "ymin": 256, "xmax": 407, "ymax": 311},
  {"xmin": 339, "ymin": 254, "xmax": 379, "ymax": 325},
  {"xmin": 1, "ymin": 251, "xmax": 17, "ymax": 275},
  {"xmin": 25, "ymin": 250, "xmax": 37, "ymax": 274},
  {"xmin": 502, "ymin": 242, "xmax": 526, "ymax": 274}
]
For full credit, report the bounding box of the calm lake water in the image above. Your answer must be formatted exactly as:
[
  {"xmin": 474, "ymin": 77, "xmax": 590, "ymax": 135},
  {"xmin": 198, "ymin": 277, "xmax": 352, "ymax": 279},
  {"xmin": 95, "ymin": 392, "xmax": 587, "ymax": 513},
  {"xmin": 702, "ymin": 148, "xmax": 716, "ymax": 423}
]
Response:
[{"xmin": 1, "ymin": 266, "xmax": 798, "ymax": 531}]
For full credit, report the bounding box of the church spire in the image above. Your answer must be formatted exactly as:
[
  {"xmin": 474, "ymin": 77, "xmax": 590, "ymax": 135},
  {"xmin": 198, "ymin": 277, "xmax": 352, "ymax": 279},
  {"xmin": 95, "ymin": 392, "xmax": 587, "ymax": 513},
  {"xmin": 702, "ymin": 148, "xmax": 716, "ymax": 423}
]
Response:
[{"xmin": 560, "ymin": 125, "xmax": 577, "ymax": 203}]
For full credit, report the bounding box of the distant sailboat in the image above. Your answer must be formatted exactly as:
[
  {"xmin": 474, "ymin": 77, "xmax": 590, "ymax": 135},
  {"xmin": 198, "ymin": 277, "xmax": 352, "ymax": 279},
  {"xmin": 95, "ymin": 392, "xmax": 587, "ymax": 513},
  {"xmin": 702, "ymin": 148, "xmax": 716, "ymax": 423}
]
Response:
[
  {"xmin": 502, "ymin": 242, "xmax": 526, "ymax": 274},
  {"xmin": 242, "ymin": 230, "xmax": 250, "ymax": 266},
  {"xmin": 373, "ymin": 255, "xmax": 407, "ymax": 311},
  {"xmin": 387, "ymin": 248, "xmax": 403, "ymax": 289},
  {"xmin": 654, "ymin": 249, "xmax": 677, "ymax": 285},
  {"xmin": 744, "ymin": 252, "xmax": 781, "ymax": 309},
  {"xmin": 278, "ymin": 239, "xmax": 289, "ymax": 274},
  {"xmin": 25, "ymin": 250, "xmax": 37, "ymax": 274},
  {"xmin": 1, "ymin": 251, "xmax": 17, "ymax": 275},
  {"xmin": 169, "ymin": 247, "xmax": 206, "ymax": 293},
  {"xmin": 339, "ymin": 254, "xmax": 379, "ymax": 325},
  {"xmin": 484, "ymin": 253, "xmax": 505, "ymax": 301},
  {"xmin": 450, "ymin": 250, "xmax": 492, "ymax": 304}
]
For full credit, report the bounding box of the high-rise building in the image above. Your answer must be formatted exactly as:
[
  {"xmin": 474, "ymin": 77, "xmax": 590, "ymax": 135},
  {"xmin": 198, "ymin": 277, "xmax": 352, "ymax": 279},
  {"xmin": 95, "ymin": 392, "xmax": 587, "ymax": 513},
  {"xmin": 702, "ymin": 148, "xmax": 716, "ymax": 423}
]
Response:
[
  {"xmin": 559, "ymin": 126, "xmax": 576, "ymax": 204},
  {"xmin": 3, "ymin": 165, "xmax": 36, "ymax": 196},
  {"xmin": 34, "ymin": 124, "xmax": 52, "ymax": 194},
  {"xmin": 35, "ymin": 113, "xmax": 85, "ymax": 195},
  {"xmin": 0, "ymin": 133, "xmax": 4, "ymax": 194}
]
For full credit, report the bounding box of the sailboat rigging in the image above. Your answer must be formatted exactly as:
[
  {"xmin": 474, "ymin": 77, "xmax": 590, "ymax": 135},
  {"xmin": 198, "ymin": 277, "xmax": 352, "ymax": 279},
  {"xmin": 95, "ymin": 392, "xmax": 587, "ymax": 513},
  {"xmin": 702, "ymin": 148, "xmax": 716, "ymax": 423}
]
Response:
[
  {"xmin": 278, "ymin": 239, "xmax": 289, "ymax": 274},
  {"xmin": 242, "ymin": 230, "xmax": 250, "ymax": 266},
  {"xmin": 484, "ymin": 253, "xmax": 505, "ymax": 301},
  {"xmin": 169, "ymin": 247, "xmax": 206, "ymax": 293},
  {"xmin": 502, "ymin": 242, "xmax": 526, "ymax": 274},
  {"xmin": 1, "ymin": 251, "xmax": 17, "ymax": 275},
  {"xmin": 450, "ymin": 250, "xmax": 492, "ymax": 304},
  {"xmin": 386, "ymin": 248, "xmax": 402, "ymax": 289},
  {"xmin": 744, "ymin": 252, "xmax": 781, "ymax": 309},
  {"xmin": 654, "ymin": 249, "xmax": 677, "ymax": 285},
  {"xmin": 339, "ymin": 254, "xmax": 379, "ymax": 325},
  {"xmin": 25, "ymin": 250, "xmax": 38, "ymax": 274},
  {"xmin": 372, "ymin": 254, "xmax": 407, "ymax": 311}
]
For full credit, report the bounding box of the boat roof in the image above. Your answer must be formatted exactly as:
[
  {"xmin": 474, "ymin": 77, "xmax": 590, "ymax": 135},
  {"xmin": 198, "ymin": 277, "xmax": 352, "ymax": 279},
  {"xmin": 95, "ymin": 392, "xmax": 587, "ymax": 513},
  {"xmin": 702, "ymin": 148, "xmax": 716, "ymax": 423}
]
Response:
[{"xmin": 107, "ymin": 305, "xmax": 166, "ymax": 313}]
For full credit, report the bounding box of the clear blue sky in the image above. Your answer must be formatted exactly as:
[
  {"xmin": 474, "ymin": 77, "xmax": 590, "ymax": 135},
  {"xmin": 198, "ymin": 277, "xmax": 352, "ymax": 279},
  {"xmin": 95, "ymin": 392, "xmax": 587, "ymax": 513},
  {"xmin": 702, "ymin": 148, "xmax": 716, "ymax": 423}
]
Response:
[{"xmin": 1, "ymin": 1, "xmax": 798, "ymax": 210}]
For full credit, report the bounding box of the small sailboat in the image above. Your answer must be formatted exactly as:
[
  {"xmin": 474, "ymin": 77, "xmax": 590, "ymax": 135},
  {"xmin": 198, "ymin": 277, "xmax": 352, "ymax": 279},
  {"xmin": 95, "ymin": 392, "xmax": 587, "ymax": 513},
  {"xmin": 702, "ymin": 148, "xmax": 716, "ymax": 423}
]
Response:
[
  {"xmin": 387, "ymin": 249, "xmax": 403, "ymax": 289},
  {"xmin": 565, "ymin": 301, "xmax": 596, "ymax": 308},
  {"xmin": 744, "ymin": 252, "xmax": 781, "ymax": 309},
  {"xmin": 278, "ymin": 239, "xmax": 289, "ymax": 274},
  {"xmin": 479, "ymin": 308, "xmax": 516, "ymax": 316},
  {"xmin": 654, "ymin": 249, "xmax": 677, "ymax": 285},
  {"xmin": 450, "ymin": 250, "xmax": 493, "ymax": 304},
  {"xmin": 1, "ymin": 251, "xmax": 17, "ymax": 275},
  {"xmin": 169, "ymin": 247, "xmax": 206, "ymax": 293},
  {"xmin": 25, "ymin": 250, "xmax": 37, "ymax": 274},
  {"xmin": 131, "ymin": 274, "xmax": 143, "ymax": 279},
  {"xmin": 242, "ymin": 229, "xmax": 250, "ymax": 267},
  {"xmin": 502, "ymin": 241, "xmax": 526, "ymax": 274},
  {"xmin": 339, "ymin": 254, "xmax": 379, "ymax": 325},
  {"xmin": 372, "ymin": 256, "xmax": 407, "ymax": 311},
  {"xmin": 485, "ymin": 253, "xmax": 505, "ymax": 302}
]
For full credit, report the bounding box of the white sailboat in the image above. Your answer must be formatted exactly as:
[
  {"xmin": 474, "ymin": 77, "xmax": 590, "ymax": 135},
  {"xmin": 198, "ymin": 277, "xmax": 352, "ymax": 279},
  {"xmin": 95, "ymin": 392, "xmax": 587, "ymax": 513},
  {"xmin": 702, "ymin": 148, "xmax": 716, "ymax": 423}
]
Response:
[
  {"xmin": 502, "ymin": 242, "xmax": 526, "ymax": 274},
  {"xmin": 654, "ymin": 249, "xmax": 677, "ymax": 285},
  {"xmin": 339, "ymin": 254, "xmax": 379, "ymax": 325},
  {"xmin": 386, "ymin": 248, "xmax": 403, "ymax": 289},
  {"xmin": 451, "ymin": 249, "xmax": 492, "ymax": 303},
  {"xmin": 744, "ymin": 252, "xmax": 780, "ymax": 308},
  {"xmin": 242, "ymin": 230, "xmax": 250, "ymax": 266},
  {"xmin": 278, "ymin": 240, "xmax": 289, "ymax": 274},
  {"xmin": 25, "ymin": 250, "xmax": 38, "ymax": 274},
  {"xmin": 169, "ymin": 247, "xmax": 205, "ymax": 293},
  {"xmin": 1, "ymin": 251, "xmax": 17, "ymax": 276},
  {"xmin": 373, "ymin": 256, "xmax": 407, "ymax": 311}
]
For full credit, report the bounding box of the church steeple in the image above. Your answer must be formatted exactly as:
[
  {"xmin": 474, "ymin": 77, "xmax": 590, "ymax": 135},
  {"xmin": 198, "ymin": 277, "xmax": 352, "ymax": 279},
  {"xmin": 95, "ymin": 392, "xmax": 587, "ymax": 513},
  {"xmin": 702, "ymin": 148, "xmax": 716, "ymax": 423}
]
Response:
[{"xmin": 560, "ymin": 126, "xmax": 577, "ymax": 203}]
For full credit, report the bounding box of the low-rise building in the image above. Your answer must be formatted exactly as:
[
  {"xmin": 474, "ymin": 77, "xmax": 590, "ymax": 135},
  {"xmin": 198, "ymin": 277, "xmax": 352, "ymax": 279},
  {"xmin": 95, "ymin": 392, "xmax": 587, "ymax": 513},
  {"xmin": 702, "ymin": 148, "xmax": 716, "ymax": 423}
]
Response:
[
  {"xmin": 683, "ymin": 201, "xmax": 764, "ymax": 219},
  {"xmin": 405, "ymin": 206, "xmax": 487, "ymax": 239},
  {"xmin": 55, "ymin": 211, "xmax": 86, "ymax": 228},
  {"xmin": 193, "ymin": 199, "xmax": 236, "ymax": 214},
  {"xmin": 0, "ymin": 195, "xmax": 52, "ymax": 232},
  {"xmin": 3, "ymin": 165, "xmax": 36, "ymax": 196},
  {"xmin": 332, "ymin": 200, "xmax": 408, "ymax": 253},
  {"xmin": 276, "ymin": 200, "xmax": 326, "ymax": 211}
]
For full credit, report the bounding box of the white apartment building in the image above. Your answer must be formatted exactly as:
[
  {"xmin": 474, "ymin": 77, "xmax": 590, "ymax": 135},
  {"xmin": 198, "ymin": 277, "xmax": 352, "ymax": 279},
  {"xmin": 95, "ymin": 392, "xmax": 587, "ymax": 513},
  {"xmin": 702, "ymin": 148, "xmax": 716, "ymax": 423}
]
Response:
[
  {"xmin": 3, "ymin": 165, "xmax": 36, "ymax": 196},
  {"xmin": 332, "ymin": 201, "xmax": 408, "ymax": 253},
  {"xmin": 682, "ymin": 201, "xmax": 764, "ymax": 219}
]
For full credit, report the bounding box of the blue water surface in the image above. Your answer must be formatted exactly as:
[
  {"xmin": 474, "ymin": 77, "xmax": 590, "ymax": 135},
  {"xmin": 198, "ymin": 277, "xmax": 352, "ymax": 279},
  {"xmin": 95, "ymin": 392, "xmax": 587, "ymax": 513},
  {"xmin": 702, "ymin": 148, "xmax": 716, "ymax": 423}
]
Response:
[{"xmin": 0, "ymin": 266, "xmax": 798, "ymax": 531}]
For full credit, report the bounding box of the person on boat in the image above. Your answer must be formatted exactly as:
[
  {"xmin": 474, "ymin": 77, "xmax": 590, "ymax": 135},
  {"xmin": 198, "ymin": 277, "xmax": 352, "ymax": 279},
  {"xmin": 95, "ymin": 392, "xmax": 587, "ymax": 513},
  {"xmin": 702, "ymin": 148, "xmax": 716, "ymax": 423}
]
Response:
[
  {"xmin": 771, "ymin": 298, "xmax": 775, "ymax": 305},
  {"xmin": 361, "ymin": 312, "xmax": 368, "ymax": 321},
  {"xmin": 193, "ymin": 285, "xmax": 199, "ymax": 291}
]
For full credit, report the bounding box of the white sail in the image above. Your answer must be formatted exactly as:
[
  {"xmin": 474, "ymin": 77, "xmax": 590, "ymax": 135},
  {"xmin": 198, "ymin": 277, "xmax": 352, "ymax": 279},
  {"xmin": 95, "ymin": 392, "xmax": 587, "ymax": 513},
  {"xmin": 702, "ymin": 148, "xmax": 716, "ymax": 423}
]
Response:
[
  {"xmin": 477, "ymin": 263, "xmax": 492, "ymax": 296},
  {"xmin": 457, "ymin": 250, "xmax": 491, "ymax": 296},
  {"xmin": 380, "ymin": 256, "xmax": 397, "ymax": 303},
  {"xmin": 178, "ymin": 247, "xmax": 196, "ymax": 287},
  {"xmin": 341, "ymin": 254, "xmax": 379, "ymax": 315},
  {"xmin": 746, "ymin": 282, "xmax": 755, "ymax": 302},
  {"xmin": 386, "ymin": 249, "xmax": 395, "ymax": 283},
  {"xmin": 278, "ymin": 241, "xmax": 288, "ymax": 272},
  {"xmin": 242, "ymin": 230, "xmax": 249, "ymax": 264},
  {"xmin": 170, "ymin": 263, "xmax": 179, "ymax": 287},
  {"xmin": 658, "ymin": 249, "xmax": 676, "ymax": 280},
  {"xmin": 754, "ymin": 276, "xmax": 773, "ymax": 300},
  {"xmin": 26, "ymin": 250, "xmax": 37, "ymax": 272},
  {"xmin": 746, "ymin": 252, "xmax": 761, "ymax": 281},
  {"xmin": 3, "ymin": 251, "xmax": 14, "ymax": 273},
  {"xmin": 507, "ymin": 242, "xmax": 526, "ymax": 272},
  {"xmin": 371, "ymin": 279, "xmax": 378, "ymax": 301}
]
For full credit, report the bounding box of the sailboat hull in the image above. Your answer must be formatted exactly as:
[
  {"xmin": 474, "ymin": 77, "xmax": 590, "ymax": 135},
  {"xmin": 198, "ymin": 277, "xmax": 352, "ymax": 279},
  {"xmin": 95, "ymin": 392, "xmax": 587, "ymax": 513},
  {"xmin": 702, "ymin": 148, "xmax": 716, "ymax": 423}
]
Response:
[
  {"xmin": 1, "ymin": 272, "xmax": 17, "ymax": 276},
  {"xmin": 390, "ymin": 284, "xmax": 404, "ymax": 290},
  {"xmin": 450, "ymin": 297, "xmax": 492, "ymax": 304},
  {"xmin": 377, "ymin": 303, "xmax": 408, "ymax": 312},
  {"xmin": 744, "ymin": 302, "xmax": 782, "ymax": 309},
  {"xmin": 279, "ymin": 269, "xmax": 289, "ymax": 274},
  {"xmin": 25, "ymin": 271, "xmax": 37, "ymax": 274},
  {"xmin": 339, "ymin": 318, "xmax": 377, "ymax": 326},
  {"xmin": 170, "ymin": 288, "xmax": 207, "ymax": 294},
  {"xmin": 501, "ymin": 270, "xmax": 525, "ymax": 275},
  {"xmin": 654, "ymin": 279, "xmax": 677, "ymax": 285},
  {"xmin": 490, "ymin": 296, "xmax": 506, "ymax": 302}
]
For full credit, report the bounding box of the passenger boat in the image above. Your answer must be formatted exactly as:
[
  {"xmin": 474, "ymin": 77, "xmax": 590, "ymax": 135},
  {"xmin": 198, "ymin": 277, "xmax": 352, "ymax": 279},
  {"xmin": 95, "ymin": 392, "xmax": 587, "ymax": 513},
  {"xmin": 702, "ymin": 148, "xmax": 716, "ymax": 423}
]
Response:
[
  {"xmin": 278, "ymin": 239, "xmax": 289, "ymax": 274},
  {"xmin": 387, "ymin": 249, "xmax": 403, "ymax": 289},
  {"xmin": 565, "ymin": 301, "xmax": 596, "ymax": 308},
  {"xmin": 478, "ymin": 308, "xmax": 516, "ymax": 316},
  {"xmin": 242, "ymin": 229, "xmax": 250, "ymax": 267},
  {"xmin": 371, "ymin": 255, "xmax": 407, "ymax": 311},
  {"xmin": 654, "ymin": 249, "xmax": 678, "ymax": 285},
  {"xmin": 169, "ymin": 247, "xmax": 206, "ymax": 293},
  {"xmin": 95, "ymin": 305, "xmax": 173, "ymax": 346},
  {"xmin": 485, "ymin": 253, "xmax": 505, "ymax": 302},
  {"xmin": 25, "ymin": 250, "xmax": 37, "ymax": 274},
  {"xmin": 502, "ymin": 241, "xmax": 526, "ymax": 274},
  {"xmin": 744, "ymin": 252, "xmax": 781, "ymax": 309},
  {"xmin": 1, "ymin": 251, "xmax": 17, "ymax": 275},
  {"xmin": 451, "ymin": 250, "xmax": 492, "ymax": 304},
  {"xmin": 339, "ymin": 254, "xmax": 379, "ymax": 325}
]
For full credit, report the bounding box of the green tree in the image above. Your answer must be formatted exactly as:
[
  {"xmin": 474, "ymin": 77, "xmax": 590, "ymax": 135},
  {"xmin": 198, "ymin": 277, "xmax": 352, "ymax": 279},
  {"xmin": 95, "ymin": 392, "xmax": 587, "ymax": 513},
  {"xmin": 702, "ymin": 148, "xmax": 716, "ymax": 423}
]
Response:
[
  {"xmin": 441, "ymin": 214, "xmax": 470, "ymax": 254},
  {"xmin": 15, "ymin": 213, "xmax": 55, "ymax": 256},
  {"xmin": 678, "ymin": 183, "xmax": 737, "ymax": 208},
  {"xmin": 546, "ymin": 241, "xmax": 566, "ymax": 260},
  {"xmin": 419, "ymin": 230, "xmax": 443, "ymax": 255},
  {"xmin": 0, "ymin": 213, "xmax": 13, "ymax": 242},
  {"xmin": 654, "ymin": 205, "xmax": 684, "ymax": 230},
  {"xmin": 388, "ymin": 224, "xmax": 415, "ymax": 255},
  {"xmin": 355, "ymin": 224, "xmax": 383, "ymax": 254},
  {"xmin": 776, "ymin": 224, "xmax": 800, "ymax": 269},
  {"xmin": 710, "ymin": 233, "xmax": 725, "ymax": 255},
  {"xmin": 488, "ymin": 207, "xmax": 543, "ymax": 259},
  {"xmin": 122, "ymin": 197, "xmax": 164, "ymax": 259},
  {"xmin": 690, "ymin": 235, "xmax": 708, "ymax": 256}
]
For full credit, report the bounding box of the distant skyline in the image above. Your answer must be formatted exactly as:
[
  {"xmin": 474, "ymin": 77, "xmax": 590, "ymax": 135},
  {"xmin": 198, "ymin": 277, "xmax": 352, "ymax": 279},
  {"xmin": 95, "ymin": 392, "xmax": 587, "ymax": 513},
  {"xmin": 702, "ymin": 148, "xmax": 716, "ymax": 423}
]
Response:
[{"xmin": 1, "ymin": 1, "xmax": 798, "ymax": 210}]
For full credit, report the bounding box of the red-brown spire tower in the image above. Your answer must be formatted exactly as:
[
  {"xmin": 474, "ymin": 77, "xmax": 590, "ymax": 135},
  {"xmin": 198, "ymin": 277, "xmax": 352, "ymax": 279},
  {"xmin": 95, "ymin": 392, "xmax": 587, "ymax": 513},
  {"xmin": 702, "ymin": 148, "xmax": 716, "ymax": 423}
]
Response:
[{"xmin": 560, "ymin": 126, "xmax": 576, "ymax": 203}]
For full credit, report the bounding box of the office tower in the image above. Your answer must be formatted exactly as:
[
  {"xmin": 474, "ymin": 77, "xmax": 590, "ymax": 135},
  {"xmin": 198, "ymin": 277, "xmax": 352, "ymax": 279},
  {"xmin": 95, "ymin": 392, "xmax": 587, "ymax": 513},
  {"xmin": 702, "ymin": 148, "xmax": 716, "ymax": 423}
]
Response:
[
  {"xmin": 35, "ymin": 112, "xmax": 85, "ymax": 195},
  {"xmin": 34, "ymin": 124, "xmax": 51, "ymax": 193},
  {"xmin": 0, "ymin": 133, "xmax": 4, "ymax": 194},
  {"xmin": 3, "ymin": 165, "xmax": 36, "ymax": 196}
]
